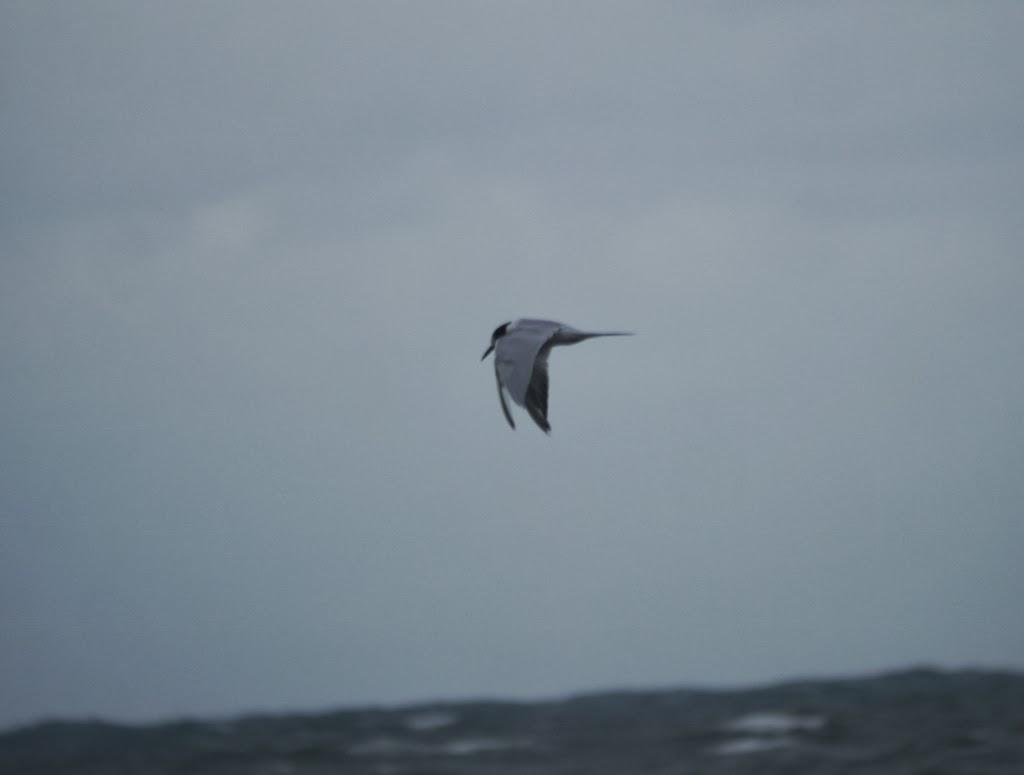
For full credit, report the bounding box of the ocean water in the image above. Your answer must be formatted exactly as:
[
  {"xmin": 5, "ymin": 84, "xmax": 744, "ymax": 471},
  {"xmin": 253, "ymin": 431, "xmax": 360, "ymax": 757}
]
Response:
[{"xmin": 2, "ymin": 668, "xmax": 1022, "ymax": 774}]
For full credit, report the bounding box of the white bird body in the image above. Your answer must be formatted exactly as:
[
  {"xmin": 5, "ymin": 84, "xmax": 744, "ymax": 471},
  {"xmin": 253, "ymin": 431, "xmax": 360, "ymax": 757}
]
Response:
[{"xmin": 481, "ymin": 318, "xmax": 632, "ymax": 433}]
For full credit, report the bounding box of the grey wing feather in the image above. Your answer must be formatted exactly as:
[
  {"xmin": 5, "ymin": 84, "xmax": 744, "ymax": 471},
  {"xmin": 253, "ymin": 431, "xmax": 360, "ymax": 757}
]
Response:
[
  {"xmin": 494, "ymin": 322, "xmax": 559, "ymax": 406},
  {"xmin": 494, "ymin": 364, "xmax": 515, "ymax": 429},
  {"xmin": 524, "ymin": 344, "xmax": 552, "ymax": 433}
]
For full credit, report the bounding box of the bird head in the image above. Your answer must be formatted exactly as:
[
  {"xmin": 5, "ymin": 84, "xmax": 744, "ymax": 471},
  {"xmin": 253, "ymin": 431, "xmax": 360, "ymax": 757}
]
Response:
[{"xmin": 481, "ymin": 321, "xmax": 510, "ymax": 360}]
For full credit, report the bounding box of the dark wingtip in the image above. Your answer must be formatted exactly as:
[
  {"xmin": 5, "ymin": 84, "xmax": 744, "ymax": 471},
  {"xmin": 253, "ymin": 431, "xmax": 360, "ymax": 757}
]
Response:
[{"xmin": 526, "ymin": 408, "xmax": 551, "ymax": 434}]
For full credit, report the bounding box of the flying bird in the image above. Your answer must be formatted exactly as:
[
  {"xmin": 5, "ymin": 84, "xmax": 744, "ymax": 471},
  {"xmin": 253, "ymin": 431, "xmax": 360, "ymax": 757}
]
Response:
[{"xmin": 481, "ymin": 319, "xmax": 632, "ymax": 433}]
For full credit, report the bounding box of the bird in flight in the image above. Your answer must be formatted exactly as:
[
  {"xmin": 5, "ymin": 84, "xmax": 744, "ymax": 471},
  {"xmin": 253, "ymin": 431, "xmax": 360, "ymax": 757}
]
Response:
[{"xmin": 481, "ymin": 319, "xmax": 632, "ymax": 433}]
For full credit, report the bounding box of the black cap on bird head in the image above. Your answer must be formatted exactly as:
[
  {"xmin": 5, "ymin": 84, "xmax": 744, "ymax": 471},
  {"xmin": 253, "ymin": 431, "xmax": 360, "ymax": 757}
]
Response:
[{"xmin": 481, "ymin": 321, "xmax": 511, "ymax": 360}]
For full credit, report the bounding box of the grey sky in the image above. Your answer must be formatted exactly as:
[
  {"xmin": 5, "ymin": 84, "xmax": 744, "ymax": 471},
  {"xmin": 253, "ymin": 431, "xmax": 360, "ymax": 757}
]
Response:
[{"xmin": 2, "ymin": 2, "xmax": 1022, "ymax": 729}]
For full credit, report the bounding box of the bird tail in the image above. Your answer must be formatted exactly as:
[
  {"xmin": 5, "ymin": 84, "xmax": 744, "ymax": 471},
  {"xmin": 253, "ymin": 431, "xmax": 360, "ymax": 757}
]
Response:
[
  {"xmin": 552, "ymin": 329, "xmax": 634, "ymax": 345},
  {"xmin": 580, "ymin": 331, "xmax": 634, "ymax": 339}
]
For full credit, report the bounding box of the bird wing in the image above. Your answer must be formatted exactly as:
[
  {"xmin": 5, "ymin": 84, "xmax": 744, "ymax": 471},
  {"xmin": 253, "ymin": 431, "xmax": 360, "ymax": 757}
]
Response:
[
  {"xmin": 494, "ymin": 321, "xmax": 559, "ymax": 408},
  {"xmin": 494, "ymin": 363, "xmax": 515, "ymax": 429},
  {"xmin": 524, "ymin": 342, "xmax": 553, "ymax": 433}
]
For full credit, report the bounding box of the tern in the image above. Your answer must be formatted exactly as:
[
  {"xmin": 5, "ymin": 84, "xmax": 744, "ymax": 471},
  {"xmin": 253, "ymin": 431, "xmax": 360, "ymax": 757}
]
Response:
[{"xmin": 481, "ymin": 319, "xmax": 632, "ymax": 433}]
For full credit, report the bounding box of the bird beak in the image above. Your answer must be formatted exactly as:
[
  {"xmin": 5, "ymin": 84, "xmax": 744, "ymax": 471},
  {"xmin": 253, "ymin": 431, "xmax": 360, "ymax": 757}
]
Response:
[{"xmin": 481, "ymin": 343, "xmax": 494, "ymax": 360}]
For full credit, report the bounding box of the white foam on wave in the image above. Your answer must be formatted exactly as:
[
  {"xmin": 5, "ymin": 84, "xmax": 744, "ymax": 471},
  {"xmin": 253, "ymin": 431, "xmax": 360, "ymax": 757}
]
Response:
[
  {"xmin": 348, "ymin": 735, "xmax": 532, "ymax": 757},
  {"xmin": 723, "ymin": 712, "xmax": 825, "ymax": 735},
  {"xmin": 710, "ymin": 710, "xmax": 826, "ymax": 756},
  {"xmin": 441, "ymin": 737, "xmax": 531, "ymax": 756}
]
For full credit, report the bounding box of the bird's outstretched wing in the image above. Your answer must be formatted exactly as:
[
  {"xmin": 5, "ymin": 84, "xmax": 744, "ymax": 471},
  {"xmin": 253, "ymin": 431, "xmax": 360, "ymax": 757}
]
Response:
[
  {"xmin": 494, "ymin": 364, "xmax": 515, "ymax": 429},
  {"xmin": 494, "ymin": 322, "xmax": 558, "ymax": 406},
  {"xmin": 524, "ymin": 343, "xmax": 552, "ymax": 433}
]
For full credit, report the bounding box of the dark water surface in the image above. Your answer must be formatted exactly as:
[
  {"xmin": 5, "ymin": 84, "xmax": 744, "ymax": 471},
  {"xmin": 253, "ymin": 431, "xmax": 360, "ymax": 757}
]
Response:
[{"xmin": 3, "ymin": 668, "xmax": 1023, "ymax": 774}]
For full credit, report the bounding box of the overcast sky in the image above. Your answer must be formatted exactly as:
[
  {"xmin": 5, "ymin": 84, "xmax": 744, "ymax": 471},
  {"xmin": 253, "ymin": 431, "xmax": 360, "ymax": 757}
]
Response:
[{"xmin": 2, "ymin": 2, "xmax": 1023, "ymax": 730}]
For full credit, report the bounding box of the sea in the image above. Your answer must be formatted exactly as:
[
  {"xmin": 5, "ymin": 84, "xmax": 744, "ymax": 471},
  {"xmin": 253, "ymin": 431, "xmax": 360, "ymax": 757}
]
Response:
[{"xmin": 2, "ymin": 668, "xmax": 1022, "ymax": 774}]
